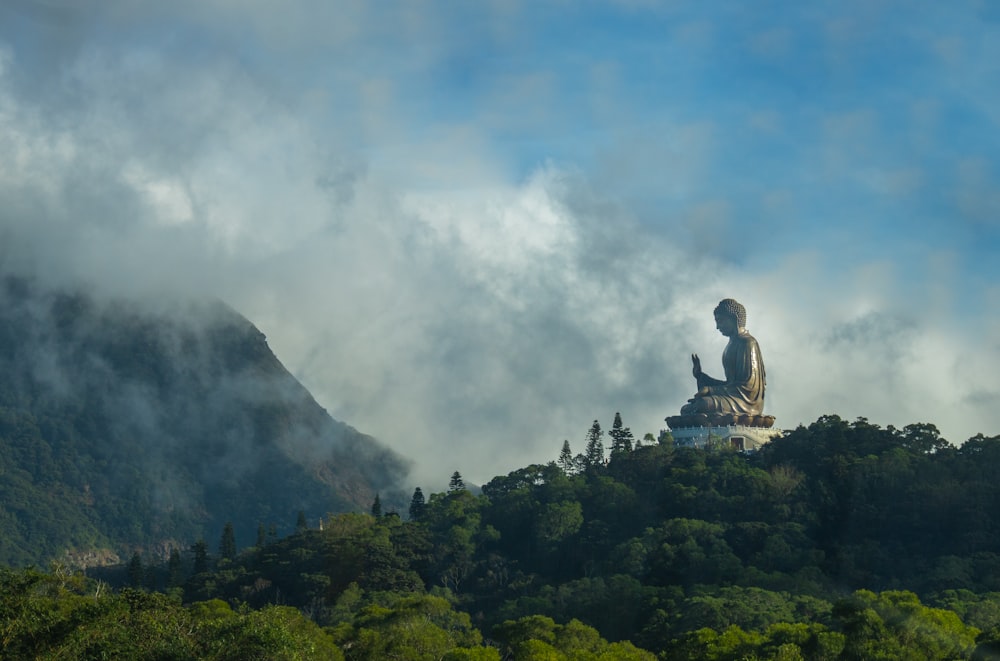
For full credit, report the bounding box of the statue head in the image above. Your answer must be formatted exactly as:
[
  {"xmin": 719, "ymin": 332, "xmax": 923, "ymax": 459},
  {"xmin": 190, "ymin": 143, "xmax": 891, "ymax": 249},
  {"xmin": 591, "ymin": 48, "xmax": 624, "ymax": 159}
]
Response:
[{"xmin": 713, "ymin": 298, "xmax": 746, "ymax": 329}]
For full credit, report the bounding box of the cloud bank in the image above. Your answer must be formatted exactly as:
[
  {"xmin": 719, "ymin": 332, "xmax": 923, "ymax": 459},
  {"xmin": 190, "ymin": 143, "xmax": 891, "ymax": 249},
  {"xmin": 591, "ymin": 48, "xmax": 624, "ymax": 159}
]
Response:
[{"xmin": 2, "ymin": 1, "xmax": 998, "ymax": 489}]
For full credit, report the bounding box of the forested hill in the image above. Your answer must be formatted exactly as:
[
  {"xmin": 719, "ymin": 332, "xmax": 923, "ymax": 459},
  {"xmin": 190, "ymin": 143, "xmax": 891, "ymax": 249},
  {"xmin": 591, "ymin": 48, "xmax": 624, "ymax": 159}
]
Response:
[
  {"xmin": 0, "ymin": 275, "xmax": 409, "ymax": 567},
  {"xmin": 27, "ymin": 414, "xmax": 998, "ymax": 659}
]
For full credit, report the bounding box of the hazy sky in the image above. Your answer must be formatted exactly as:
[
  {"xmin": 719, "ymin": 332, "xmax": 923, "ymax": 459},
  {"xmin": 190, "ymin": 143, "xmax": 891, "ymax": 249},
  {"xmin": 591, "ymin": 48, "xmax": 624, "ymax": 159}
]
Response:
[{"xmin": 2, "ymin": 1, "xmax": 998, "ymax": 490}]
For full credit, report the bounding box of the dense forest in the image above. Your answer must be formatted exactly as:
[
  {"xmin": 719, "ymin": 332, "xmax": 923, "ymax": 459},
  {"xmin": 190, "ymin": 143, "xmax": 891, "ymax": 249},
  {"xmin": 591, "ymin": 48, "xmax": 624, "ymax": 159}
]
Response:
[
  {"xmin": 5, "ymin": 414, "xmax": 1000, "ymax": 659},
  {"xmin": 0, "ymin": 276, "xmax": 408, "ymax": 566}
]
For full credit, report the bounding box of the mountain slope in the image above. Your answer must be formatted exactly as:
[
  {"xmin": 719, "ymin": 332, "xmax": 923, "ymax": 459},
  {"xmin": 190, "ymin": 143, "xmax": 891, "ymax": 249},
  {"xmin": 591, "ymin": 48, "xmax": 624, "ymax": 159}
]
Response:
[{"xmin": 0, "ymin": 276, "xmax": 409, "ymax": 567}]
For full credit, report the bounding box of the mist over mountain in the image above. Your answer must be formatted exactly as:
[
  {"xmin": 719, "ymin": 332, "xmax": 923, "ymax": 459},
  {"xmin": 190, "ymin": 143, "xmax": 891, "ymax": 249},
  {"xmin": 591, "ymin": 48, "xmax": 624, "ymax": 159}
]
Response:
[{"xmin": 0, "ymin": 274, "xmax": 410, "ymax": 567}]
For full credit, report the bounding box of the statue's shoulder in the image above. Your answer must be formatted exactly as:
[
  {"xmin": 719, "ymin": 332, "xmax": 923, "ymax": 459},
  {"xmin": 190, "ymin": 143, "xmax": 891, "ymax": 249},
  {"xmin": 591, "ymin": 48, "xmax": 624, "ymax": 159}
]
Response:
[{"xmin": 734, "ymin": 330, "xmax": 761, "ymax": 350}]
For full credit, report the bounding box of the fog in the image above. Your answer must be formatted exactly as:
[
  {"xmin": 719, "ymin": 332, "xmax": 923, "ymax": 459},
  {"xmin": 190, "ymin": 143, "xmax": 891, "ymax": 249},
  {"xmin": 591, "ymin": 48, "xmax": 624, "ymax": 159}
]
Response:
[{"xmin": 2, "ymin": 1, "xmax": 998, "ymax": 490}]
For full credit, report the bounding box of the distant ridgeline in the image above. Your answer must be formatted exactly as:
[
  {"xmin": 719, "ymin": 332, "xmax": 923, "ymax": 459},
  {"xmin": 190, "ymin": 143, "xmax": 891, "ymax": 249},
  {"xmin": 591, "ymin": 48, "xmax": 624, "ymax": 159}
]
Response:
[{"xmin": 0, "ymin": 275, "xmax": 409, "ymax": 568}]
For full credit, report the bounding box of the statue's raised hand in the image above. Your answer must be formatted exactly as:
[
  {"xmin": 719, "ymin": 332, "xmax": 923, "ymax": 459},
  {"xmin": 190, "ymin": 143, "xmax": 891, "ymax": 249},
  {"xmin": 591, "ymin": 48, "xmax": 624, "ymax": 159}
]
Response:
[{"xmin": 691, "ymin": 353, "xmax": 702, "ymax": 379}]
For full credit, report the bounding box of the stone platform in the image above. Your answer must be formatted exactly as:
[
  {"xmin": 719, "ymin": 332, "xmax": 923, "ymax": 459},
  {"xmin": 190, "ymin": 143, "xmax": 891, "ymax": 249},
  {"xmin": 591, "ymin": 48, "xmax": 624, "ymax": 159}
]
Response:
[
  {"xmin": 665, "ymin": 413, "xmax": 782, "ymax": 451},
  {"xmin": 667, "ymin": 424, "xmax": 783, "ymax": 452}
]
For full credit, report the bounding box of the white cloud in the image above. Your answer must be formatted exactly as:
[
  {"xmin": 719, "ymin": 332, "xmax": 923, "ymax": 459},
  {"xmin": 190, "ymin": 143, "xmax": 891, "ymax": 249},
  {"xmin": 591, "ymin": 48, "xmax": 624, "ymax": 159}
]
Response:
[
  {"xmin": 745, "ymin": 250, "xmax": 1000, "ymax": 446},
  {"xmin": 121, "ymin": 162, "xmax": 194, "ymax": 226},
  {"xmin": 1, "ymin": 0, "xmax": 998, "ymax": 495}
]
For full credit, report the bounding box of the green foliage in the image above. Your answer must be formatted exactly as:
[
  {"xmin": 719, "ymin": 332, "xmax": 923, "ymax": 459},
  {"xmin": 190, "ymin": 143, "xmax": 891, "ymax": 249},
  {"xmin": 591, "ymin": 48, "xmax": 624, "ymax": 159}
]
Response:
[
  {"xmin": 409, "ymin": 487, "xmax": 427, "ymax": 521},
  {"xmin": 558, "ymin": 440, "xmax": 576, "ymax": 475},
  {"xmin": 834, "ymin": 590, "xmax": 979, "ymax": 661},
  {"xmin": 0, "ymin": 277, "xmax": 407, "ymax": 568},
  {"xmin": 12, "ymin": 406, "xmax": 1000, "ymax": 659},
  {"xmin": 535, "ymin": 501, "xmax": 583, "ymax": 547},
  {"xmin": 609, "ymin": 411, "xmax": 635, "ymax": 458},
  {"xmin": 331, "ymin": 593, "xmax": 483, "ymax": 660},
  {"xmin": 661, "ymin": 597, "xmax": 977, "ymax": 661},
  {"xmin": 128, "ymin": 551, "xmax": 144, "ymax": 587},
  {"xmin": 191, "ymin": 538, "xmax": 209, "ymax": 575},
  {"xmin": 583, "ymin": 420, "xmax": 604, "ymax": 469},
  {"xmin": 197, "ymin": 604, "xmax": 343, "ymax": 660},
  {"xmin": 219, "ymin": 522, "xmax": 237, "ymax": 561},
  {"xmin": 0, "ymin": 567, "xmax": 343, "ymax": 660},
  {"xmin": 167, "ymin": 547, "xmax": 183, "ymax": 588},
  {"xmin": 441, "ymin": 648, "xmax": 502, "ymax": 660},
  {"xmin": 494, "ymin": 615, "xmax": 656, "ymax": 660}
]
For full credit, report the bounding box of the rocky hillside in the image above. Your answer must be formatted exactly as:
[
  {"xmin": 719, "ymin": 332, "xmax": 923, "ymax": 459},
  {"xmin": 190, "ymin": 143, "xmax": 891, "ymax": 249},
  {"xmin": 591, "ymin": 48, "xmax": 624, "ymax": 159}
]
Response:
[{"xmin": 0, "ymin": 276, "xmax": 409, "ymax": 567}]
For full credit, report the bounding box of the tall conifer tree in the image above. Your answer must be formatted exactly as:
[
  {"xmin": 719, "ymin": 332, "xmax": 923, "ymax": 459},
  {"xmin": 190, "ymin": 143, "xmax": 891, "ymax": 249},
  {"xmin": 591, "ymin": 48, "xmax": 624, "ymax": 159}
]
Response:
[
  {"xmin": 409, "ymin": 487, "xmax": 426, "ymax": 521},
  {"xmin": 558, "ymin": 440, "xmax": 576, "ymax": 474},
  {"xmin": 584, "ymin": 420, "xmax": 604, "ymax": 468},
  {"xmin": 256, "ymin": 523, "xmax": 267, "ymax": 548},
  {"xmin": 127, "ymin": 552, "xmax": 143, "ymax": 587},
  {"xmin": 167, "ymin": 548, "xmax": 183, "ymax": 587},
  {"xmin": 219, "ymin": 522, "xmax": 236, "ymax": 561},
  {"xmin": 191, "ymin": 539, "xmax": 208, "ymax": 575},
  {"xmin": 609, "ymin": 412, "xmax": 635, "ymax": 458}
]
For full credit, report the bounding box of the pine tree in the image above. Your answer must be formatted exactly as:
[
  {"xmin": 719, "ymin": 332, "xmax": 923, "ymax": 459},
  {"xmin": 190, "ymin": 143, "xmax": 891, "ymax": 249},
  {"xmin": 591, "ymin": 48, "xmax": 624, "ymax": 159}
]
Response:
[
  {"xmin": 609, "ymin": 412, "xmax": 635, "ymax": 459},
  {"xmin": 558, "ymin": 440, "xmax": 576, "ymax": 474},
  {"xmin": 127, "ymin": 551, "xmax": 143, "ymax": 587},
  {"xmin": 219, "ymin": 522, "xmax": 236, "ymax": 561},
  {"xmin": 371, "ymin": 493, "xmax": 383, "ymax": 517},
  {"xmin": 449, "ymin": 471, "xmax": 466, "ymax": 492},
  {"xmin": 167, "ymin": 548, "xmax": 183, "ymax": 587},
  {"xmin": 191, "ymin": 539, "xmax": 209, "ymax": 575},
  {"xmin": 256, "ymin": 523, "xmax": 267, "ymax": 548},
  {"xmin": 609, "ymin": 412, "xmax": 626, "ymax": 456},
  {"xmin": 409, "ymin": 487, "xmax": 427, "ymax": 521},
  {"xmin": 584, "ymin": 420, "xmax": 605, "ymax": 468},
  {"xmin": 296, "ymin": 510, "xmax": 308, "ymax": 532}
]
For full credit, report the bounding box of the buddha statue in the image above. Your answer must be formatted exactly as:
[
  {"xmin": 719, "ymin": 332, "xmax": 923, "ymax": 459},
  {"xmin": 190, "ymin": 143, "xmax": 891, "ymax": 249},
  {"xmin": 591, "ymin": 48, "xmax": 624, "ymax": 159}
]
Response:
[{"xmin": 678, "ymin": 298, "xmax": 767, "ymax": 420}]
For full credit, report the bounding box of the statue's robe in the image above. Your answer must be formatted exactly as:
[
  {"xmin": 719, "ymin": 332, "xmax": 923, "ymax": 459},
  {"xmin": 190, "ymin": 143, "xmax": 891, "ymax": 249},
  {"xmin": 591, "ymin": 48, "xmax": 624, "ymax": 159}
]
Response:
[{"xmin": 682, "ymin": 330, "xmax": 765, "ymax": 416}]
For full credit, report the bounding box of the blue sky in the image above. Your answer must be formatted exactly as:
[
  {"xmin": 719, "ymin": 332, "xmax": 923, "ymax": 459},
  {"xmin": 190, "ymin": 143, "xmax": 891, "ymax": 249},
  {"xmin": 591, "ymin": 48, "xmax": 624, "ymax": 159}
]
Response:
[{"xmin": 1, "ymin": 1, "xmax": 998, "ymax": 488}]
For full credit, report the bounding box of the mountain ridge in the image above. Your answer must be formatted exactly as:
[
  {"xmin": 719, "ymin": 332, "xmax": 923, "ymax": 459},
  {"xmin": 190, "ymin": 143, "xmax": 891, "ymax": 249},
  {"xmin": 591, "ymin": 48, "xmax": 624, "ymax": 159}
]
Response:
[{"xmin": 0, "ymin": 275, "xmax": 409, "ymax": 567}]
